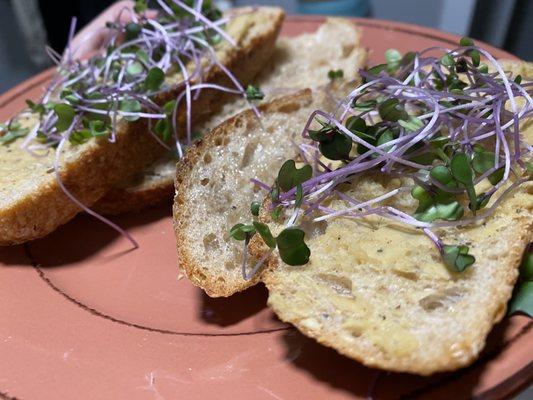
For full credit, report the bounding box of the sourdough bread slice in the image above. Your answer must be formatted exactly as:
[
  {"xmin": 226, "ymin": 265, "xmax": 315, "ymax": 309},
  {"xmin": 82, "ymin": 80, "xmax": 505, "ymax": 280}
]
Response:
[
  {"xmin": 173, "ymin": 85, "xmax": 354, "ymax": 296},
  {"xmin": 255, "ymin": 62, "xmax": 533, "ymax": 375},
  {"xmin": 96, "ymin": 18, "xmax": 367, "ymax": 215},
  {"xmin": 0, "ymin": 7, "xmax": 284, "ymax": 245}
]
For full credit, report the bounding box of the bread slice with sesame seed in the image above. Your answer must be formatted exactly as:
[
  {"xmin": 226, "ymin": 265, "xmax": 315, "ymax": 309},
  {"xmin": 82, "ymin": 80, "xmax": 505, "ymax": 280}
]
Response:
[{"xmin": 0, "ymin": 7, "xmax": 284, "ymax": 245}]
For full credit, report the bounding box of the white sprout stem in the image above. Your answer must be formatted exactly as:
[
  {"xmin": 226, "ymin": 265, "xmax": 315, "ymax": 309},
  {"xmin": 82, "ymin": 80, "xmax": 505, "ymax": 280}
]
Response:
[
  {"xmin": 286, "ymin": 207, "xmax": 300, "ymax": 228},
  {"xmin": 53, "ymin": 125, "xmax": 139, "ymax": 249},
  {"xmin": 313, "ymin": 187, "xmax": 404, "ymax": 222},
  {"xmin": 171, "ymin": 0, "xmax": 237, "ymax": 46},
  {"xmin": 476, "ymin": 47, "xmax": 517, "ymax": 112},
  {"xmin": 242, "ymin": 249, "xmax": 273, "ymax": 281}
]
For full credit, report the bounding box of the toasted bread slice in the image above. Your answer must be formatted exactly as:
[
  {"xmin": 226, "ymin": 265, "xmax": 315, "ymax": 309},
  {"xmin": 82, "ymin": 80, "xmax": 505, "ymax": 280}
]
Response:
[
  {"xmin": 0, "ymin": 7, "xmax": 284, "ymax": 245},
  {"xmin": 96, "ymin": 18, "xmax": 367, "ymax": 215},
  {"xmin": 173, "ymin": 84, "xmax": 357, "ymax": 297},
  {"xmin": 254, "ymin": 62, "xmax": 533, "ymax": 375}
]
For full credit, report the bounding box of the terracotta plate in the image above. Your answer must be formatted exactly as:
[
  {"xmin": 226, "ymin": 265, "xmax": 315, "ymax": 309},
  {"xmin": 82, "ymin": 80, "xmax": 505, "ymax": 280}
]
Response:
[{"xmin": 0, "ymin": 16, "xmax": 531, "ymax": 400}]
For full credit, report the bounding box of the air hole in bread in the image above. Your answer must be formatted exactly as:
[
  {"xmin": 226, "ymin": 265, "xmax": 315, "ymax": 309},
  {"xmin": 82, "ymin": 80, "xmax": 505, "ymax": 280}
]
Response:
[
  {"xmin": 300, "ymin": 218, "xmax": 327, "ymax": 238},
  {"xmin": 419, "ymin": 294, "xmax": 445, "ymax": 311},
  {"xmin": 203, "ymin": 153, "xmax": 212, "ymax": 164},
  {"xmin": 342, "ymin": 43, "xmax": 355, "ymax": 57},
  {"xmin": 420, "ymin": 288, "xmax": 462, "ymax": 311},
  {"xmin": 317, "ymin": 273, "xmax": 352, "ymax": 296},
  {"xmin": 214, "ymin": 137, "xmax": 223, "ymax": 146},
  {"xmin": 203, "ymin": 233, "xmax": 220, "ymax": 252},
  {"xmin": 392, "ymin": 269, "xmax": 418, "ymax": 281},
  {"xmin": 223, "ymin": 136, "xmax": 231, "ymax": 146},
  {"xmin": 276, "ymin": 102, "xmax": 302, "ymax": 113},
  {"xmin": 234, "ymin": 118, "xmax": 243, "ymax": 129},
  {"xmin": 224, "ymin": 261, "xmax": 235, "ymax": 270},
  {"xmin": 240, "ymin": 139, "xmax": 258, "ymax": 168},
  {"xmin": 201, "ymin": 178, "xmax": 209, "ymax": 186}
]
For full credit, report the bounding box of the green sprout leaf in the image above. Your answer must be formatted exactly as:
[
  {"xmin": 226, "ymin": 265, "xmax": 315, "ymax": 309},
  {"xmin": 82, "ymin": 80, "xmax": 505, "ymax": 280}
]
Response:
[
  {"xmin": 163, "ymin": 99, "xmax": 176, "ymax": 115},
  {"xmin": 508, "ymin": 281, "xmax": 533, "ymax": 317},
  {"xmin": 134, "ymin": 0, "xmax": 148, "ymax": 13},
  {"xmin": 277, "ymin": 160, "xmax": 313, "ymax": 192},
  {"xmin": 472, "ymin": 150, "xmax": 494, "ymax": 174},
  {"xmin": 450, "ymin": 152, "xmax": 477, "ymax": 212},
  {"xmin": 276, "ymin": 227, "xmax": 310, "ymax": 266},
  {"xmin": 459, "ymin": 37, "xmax": 474, "ymax": 47},
  {"xmin": 414, "ymin": 201, "xmax": 464, "ymax": 222},
  {"xmin": 0, "ymin": 122, "xmax": 29, "ymax": 144},
  {"xmin": 271, "ymin": 180, "xmax": 280, "ymax": 202},
  {"xmin": 376, "ymin": 129, "xmax": 395, "ymax": 151},
  {"xmin": 364, "ymin": 63, "xmax": 387, "ymax": 82},
  {"xmin": 295, "ymin": 184, "xmax": 304, "ymax": 207},
  {"xmin": 54, "ymin": 103, "xmax": 76, "ymax": 132},
  {"xmin": 26, "ymin": 99, "xmax": 45, "ymax": 115},
  {"xmin": 441, "ymin": 54, "xmax": 455, "ymax": 68},
  {"xmin": 442, "ymin": 244, "xmax": 475, "ymax": 272},
  {"xmin": 351, "ymin": 99, "xmax": 377, "ymax": 111},
  {"xmin": 250, "ymin": 201, "xmax": 260, "ymax": 216},
  {"xmin": 520, "ymin": 251, "xmax": 533, "ymax": 281},
  {"xmin": 271, "ymin": 205, "xmax": 283, "ymax": 221},
  {"xmin": 126, "ymin": 61, "xmax": 144, "ymax": 76},
  {"xmin": 399, "ymin": 116, "xmax": 423, "ymax": 132},
  {"xmin": 319, "ymin": 132, "xmax": 352, "ymax": 160},
  {"xmin": 378, "ymin": 98, "xmax": 408, "ymax": 122},
  {"xmin": 229, "ymin": 223, "xmax": 256, "ymax": 241},
  {"xmin": 119, "ymin": 99, "xmax": 142, "ymax": 121},
  {"xmin": 154, "ymin": 118, "xmax": 171, "ymax": 141},
  {"xmin": 328, "ymin": 69, "xmax": 344, "ymax": 80},
  {"xmin": 411, "ymin": 185, "xmax": 433, "ymax": 211},
  {"xmin": 144, "ymin": 67, "xmax": 165, "ymax": 92},
  {"xmin": 471, "ymin": 192, "xmax": 492, "ymax": 211},
  {"xmin": 470, "ymin": 51, "xmax": 480, "ymax": 67},
  {"xmin": 430, "ymin": 165, "xmax": 454, "ymax": 185},
  {"xmin": 253, "ymin": 222, "xmax": 276, "ymax": 249},
  {"xmin": 478, "ymin": 63, "xmax": 489, "ymax": 74},
  {"xmin": 460, "ymin": 37, "xmax": 480, "ymax": 66},
  {"xmin": 245, "ymin": 85, "xmax": 264, "ymax": 101},
  {"xmin": 125, "ymin": 22, "xmax": 142, "ymax": 41},
  {"xmin": 345, "ymin": 116, "xmax": 367, "ymax": 134},
  {"xmin": 385, "ymin": 49, "xmax": 402, "ymax": 71},
  {"xmin": 520, "ymin": 248, "xmax": 533, "ymax": 281},
  {"xmin": 525, "ymin": 162, "xmax": 533, "ymax": 178}
]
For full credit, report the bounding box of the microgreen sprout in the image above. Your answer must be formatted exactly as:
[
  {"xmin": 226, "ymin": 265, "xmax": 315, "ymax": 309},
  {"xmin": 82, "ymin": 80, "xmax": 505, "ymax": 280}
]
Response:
[
  {"xmin": 245, "ymin": 85, "xmax": 265, "ymax": 101},
  {"xmin": 328, "ymin": 69, "xmax": 344, "ymax": 80},
  {"xmin": 1, "ymin": 0, "xmax": 261, "ymax": 248},
  {"xmin": 509, "ymin": 248, "xmax": 533, "ymax": 316},
  {"xmin": 232, "ymin": 37, "xmax": 532, "ymax": 279}
]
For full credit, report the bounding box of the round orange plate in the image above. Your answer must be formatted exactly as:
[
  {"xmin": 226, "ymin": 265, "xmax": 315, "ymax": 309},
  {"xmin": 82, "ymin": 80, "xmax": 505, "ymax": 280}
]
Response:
[{"xmin": 0, "ymin": 16, "xmax": 531, "ymax": 400}]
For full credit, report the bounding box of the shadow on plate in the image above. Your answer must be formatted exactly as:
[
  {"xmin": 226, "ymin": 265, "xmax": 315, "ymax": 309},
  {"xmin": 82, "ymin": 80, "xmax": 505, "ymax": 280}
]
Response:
[
  {"xmin": 4, "ymin": 205, "xmax": 172, "ymax": 268},
  {"xmin": 276, "ymin": 318, "xmax": 520, "ymax": 399},
  {"xmin": 199, "ymin": 282, "xmax": 286, "ymax": 329}
]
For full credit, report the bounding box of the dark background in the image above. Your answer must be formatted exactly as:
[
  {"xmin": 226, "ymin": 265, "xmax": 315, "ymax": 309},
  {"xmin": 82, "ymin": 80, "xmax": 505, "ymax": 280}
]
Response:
[{"xmin": 0, "ymin": 0, "xmax": 531, "ymax": 93}]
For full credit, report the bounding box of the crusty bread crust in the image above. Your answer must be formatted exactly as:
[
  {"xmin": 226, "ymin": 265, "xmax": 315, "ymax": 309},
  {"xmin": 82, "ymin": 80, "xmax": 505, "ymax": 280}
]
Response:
[
  {"xmin": 173, "ymin": 90, "xmax": 314, "ymax": 296},
  {"xmin": 0, "ymin": 118, "xmax": 162, "ymax": 245},
  {"xmin": 0, "ymin": 7, "xmax": 284, "ymax": 244},
  {"xmin": 92, "ymin": 7, "xmax": 285, "ymax": 215},
  {"xmin": 97, "ymin": 17, "xmax": 366, "ymax": 215}
]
